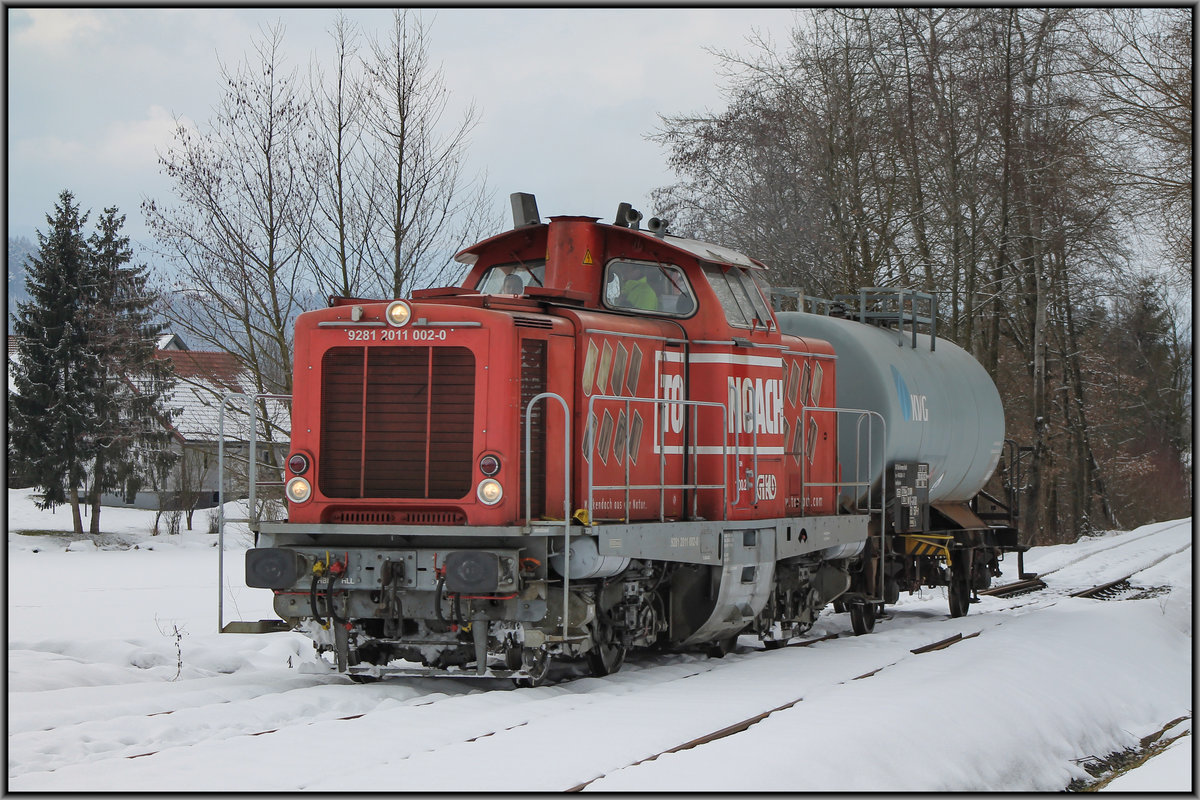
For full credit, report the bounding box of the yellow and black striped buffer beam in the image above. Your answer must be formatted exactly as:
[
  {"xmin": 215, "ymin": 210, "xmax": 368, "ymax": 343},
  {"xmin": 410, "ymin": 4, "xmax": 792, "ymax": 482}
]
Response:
[{"xmin": 901, "ymin": 534, "xmax": 953, "ymax": 560}]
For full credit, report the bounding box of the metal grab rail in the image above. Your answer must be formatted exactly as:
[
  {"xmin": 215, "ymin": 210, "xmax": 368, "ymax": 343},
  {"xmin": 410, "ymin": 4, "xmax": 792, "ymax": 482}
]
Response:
[
  {"xmin": 584, "ymin": 394, "xmax": 728, "ymax": 523},
  {"xmin": 217, "ymin": 391, "xmax": 291, "ymax": 633},
  {"xmin": 798, "ymin": 405, "xmax": 887, "ymax": 604},
  {"xmin": 524, "ymin": 392, "xmax": 571, "ymax": 641}
]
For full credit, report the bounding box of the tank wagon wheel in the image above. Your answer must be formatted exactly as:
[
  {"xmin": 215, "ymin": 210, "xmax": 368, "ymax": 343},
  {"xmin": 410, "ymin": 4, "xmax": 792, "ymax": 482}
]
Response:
[
  {"xmin": 849, "ymin": 601, "xmax": 876, "ymax": 635},
  {"xmin": 948, "ymin": 573, "xmax": 971, "ymax": 618},
  {"xmin": 586, "ymin": 618, "xmax": 627, "ymax": 677},
  {"xmin": 512, "ymin": 649, "xmax": 551, "ymax": 688}
]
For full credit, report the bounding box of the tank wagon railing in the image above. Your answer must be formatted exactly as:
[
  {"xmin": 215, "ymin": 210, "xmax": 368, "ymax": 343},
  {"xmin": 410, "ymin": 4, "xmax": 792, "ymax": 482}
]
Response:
[
  {"xmin": 585, "ymin": 395, "xmax": 729, "ymax": 523},
  {"xmin": 799, "ymin": 405, "xmax": 888, "ymax": 605},
  {"xmin": 769, "ymin": 287, "xmax": 841, "ymax": 317},
  {"xmin": 834, "ymin": 287, "xmax": 938, "ymax": 351},
  {"xmin": 770, "ymin": 287, "xmax": 938, "ymax": 352},
  {"xmin": 217, "ymin": 391, "xmax": 292, "ymax": 634}
]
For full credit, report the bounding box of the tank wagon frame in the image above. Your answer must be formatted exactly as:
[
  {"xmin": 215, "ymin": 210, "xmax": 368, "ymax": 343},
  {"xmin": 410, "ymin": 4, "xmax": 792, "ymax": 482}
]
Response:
[{"xmin": 219, "ymin": 194, "xmax": 1024, "ymax": 683}]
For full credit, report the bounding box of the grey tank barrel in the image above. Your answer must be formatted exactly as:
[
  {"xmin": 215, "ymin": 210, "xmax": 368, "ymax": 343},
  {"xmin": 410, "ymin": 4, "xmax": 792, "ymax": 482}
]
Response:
[{"xmin": 776, "ymin": 311, "xmax": 1005, "ymax": 505}]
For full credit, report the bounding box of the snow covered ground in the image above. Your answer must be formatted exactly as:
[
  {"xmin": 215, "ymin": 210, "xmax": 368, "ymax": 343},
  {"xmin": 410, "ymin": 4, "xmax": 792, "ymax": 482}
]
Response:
[{"xmin": 6, "ymin": 487, "xmax": 1193, "ymax": 791}]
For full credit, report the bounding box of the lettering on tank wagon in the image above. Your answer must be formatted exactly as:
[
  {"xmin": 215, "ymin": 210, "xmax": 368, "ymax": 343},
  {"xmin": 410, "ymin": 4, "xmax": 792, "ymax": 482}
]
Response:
[{"xmin": 890, "ymin": 365, "xmax": 930, "ymax": 422}]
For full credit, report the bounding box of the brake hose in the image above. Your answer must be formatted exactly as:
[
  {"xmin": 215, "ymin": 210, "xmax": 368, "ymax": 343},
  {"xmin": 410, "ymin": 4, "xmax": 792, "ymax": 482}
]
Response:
[
  {"xmin": 310, "ymin": 573, "xmax": 327, "ymax": 626},
  {"xmin": 435, "ymin": 576, "xmax": 449, "ymax": 626},
  {"xmin": 326, "ymin": 572, "xmax": 348, "ymax": 625}
]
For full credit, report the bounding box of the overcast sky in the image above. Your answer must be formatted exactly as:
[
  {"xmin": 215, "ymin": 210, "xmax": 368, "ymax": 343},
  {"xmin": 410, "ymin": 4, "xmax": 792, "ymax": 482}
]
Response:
[{"xmin": 7, "ymin": 7, "xmax": 798, "ymax": 252}]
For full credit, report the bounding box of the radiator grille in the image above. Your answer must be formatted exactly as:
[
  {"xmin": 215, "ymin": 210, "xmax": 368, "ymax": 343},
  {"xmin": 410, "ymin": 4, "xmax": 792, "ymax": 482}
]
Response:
[{"xmin": 319, "ymin": 346, "xmax": 475, "ymax": 500}]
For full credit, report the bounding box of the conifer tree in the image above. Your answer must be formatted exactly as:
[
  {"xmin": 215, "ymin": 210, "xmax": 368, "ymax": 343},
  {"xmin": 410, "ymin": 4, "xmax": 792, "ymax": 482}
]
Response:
[
  {"xmin": 9, "ymin": 190, "xmax": 96, "ymax": 534},
  {"xmin": 83, "ymin": 207, "xmax": 178, "ymax": 533},
  {"xmin": 9, "ymin": 192, "xmax": 179, "ymax": 535}
]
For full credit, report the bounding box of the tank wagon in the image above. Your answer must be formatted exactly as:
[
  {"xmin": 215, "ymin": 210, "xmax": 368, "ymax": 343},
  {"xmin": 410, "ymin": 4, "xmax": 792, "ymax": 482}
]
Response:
[{"xmin": 233, "ymin": 194, "xmax": 1022, "ymax": 683}]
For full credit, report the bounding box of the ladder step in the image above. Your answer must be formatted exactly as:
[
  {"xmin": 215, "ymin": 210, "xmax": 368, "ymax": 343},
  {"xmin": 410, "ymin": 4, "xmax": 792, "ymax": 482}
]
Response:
[{"xmin": 222, "ymin": 620, "xmax": 290, "ymax": 634}]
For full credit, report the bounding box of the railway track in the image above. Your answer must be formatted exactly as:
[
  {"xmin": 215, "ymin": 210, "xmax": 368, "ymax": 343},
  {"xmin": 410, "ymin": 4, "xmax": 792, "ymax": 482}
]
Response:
[
  {"xmin": 10, "ymin": 521, "xmax": 1189, "ymax": 792},
  {"xmin": 564, "ymin": 558, "xmax": 1184, "ymax": 793},
  {"xmin": 116, "ymin": 566, "xmax": 1173, "ymax": 774}
]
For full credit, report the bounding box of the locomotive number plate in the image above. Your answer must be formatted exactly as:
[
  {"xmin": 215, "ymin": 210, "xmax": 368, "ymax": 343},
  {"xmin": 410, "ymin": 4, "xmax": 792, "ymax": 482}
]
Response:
[{"xmin": 345, "ymin": 328, "xmax": 449, "ymax": 343}]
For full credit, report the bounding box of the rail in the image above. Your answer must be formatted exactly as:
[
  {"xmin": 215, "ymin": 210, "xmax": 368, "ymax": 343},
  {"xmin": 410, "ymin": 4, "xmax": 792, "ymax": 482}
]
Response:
[
  {"xmin": 217, "ymin": 391, "xmax": 291, "ymax": 633},
  {"xmin": 584, "ymin": 394, "xmax": 728, "ymax": 523},
  {"xmin": 524, "ymin": 392, "xmax": 571, "ymax": 641},
  {"xmin": 833, "ymin": 287, "xmax": 938, "ymax": 351},
  {"xmin": 798, "ymin": 405, "xmax": 887, "ymax": 604},
  {"xmin": 769, "ymin": 286, "xmax": 938, "ymax": 351}
]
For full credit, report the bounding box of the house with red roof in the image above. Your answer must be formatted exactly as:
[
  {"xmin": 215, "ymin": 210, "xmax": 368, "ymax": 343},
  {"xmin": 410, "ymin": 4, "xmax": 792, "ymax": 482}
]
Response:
[{"xmin": 8, "ymin": 333, "xmax": 290, "ymax": 519}]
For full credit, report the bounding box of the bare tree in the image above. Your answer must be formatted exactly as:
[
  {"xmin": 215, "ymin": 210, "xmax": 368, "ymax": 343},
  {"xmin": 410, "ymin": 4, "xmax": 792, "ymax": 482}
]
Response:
[
  {"xmin": 361, "ymin": 10, "xmax": 497, "ymax": 298},
  {"xmin": 651, "ymin": 7, "xmax": 1191, "ymax": 542},
  {"xmin": 304, "ymin": 13, "xmax": 378, "ymax": 299},
  {"xmin": 144, "ymin": 22, "xmax": 316, "ymax": 450},
  {"xmin": 1077, "ymin": 8, "xmax": 1192, "ymax": 284}
]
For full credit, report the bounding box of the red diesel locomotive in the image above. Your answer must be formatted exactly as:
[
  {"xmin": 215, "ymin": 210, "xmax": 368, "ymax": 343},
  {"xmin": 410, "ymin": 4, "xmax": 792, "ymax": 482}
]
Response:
[{"xmin": 241, "ymin": 194, "xmax": 1021, "ymax": 683}]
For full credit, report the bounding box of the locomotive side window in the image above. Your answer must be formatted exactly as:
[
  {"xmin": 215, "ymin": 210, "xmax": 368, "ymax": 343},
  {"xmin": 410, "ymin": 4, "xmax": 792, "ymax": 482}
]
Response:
[
  {"xmin": 702, "ymin": 264, "xmax": 774, "ymax": 329},
  {"xmin": 603, "ymin": 260, "xmax": 696, "ymax": 316},
  {"xmin": 477, "ymin": 260, "xmax": 546, "ymax": 294}
]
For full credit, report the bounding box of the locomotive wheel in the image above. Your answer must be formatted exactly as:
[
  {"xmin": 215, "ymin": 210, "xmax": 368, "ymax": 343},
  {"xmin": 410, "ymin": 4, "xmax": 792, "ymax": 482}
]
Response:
[
  {"xmin": 586, "ymin": 619, "xmax": 626, "ymax": 677},
  {"xmin": 763, "ymin": 637, "xmax": 789, "ymax": 650},
  {"xmin": 832, "ymin": 599, "xmax": 847, "ymax": 614},
  {"xmin": 512, "ymin": 649, "xmax": 550, "ymax": 688},
  {"xmin": 849, "ymin": 602, "xmax": 876, "ymax": 635},
  {"xmin": 705, "ymin": 634, "xmax": 738, "ymax": 658}
]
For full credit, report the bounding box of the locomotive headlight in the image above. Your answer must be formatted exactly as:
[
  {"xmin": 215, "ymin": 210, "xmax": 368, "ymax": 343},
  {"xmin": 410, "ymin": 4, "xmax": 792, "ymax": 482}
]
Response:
[
  {"xmin": 477, "ymin": 478, "xmax": 503, "ymax": 505},
  {"xmin": 286, "ymin": 477, "xmax": 312, "ymax": 504},
  {"xmin": 479, "ymin": 454, "xmax": 501, "ymax": 476},
  {"xmin": 385, "ymin": 300, "xmax": 412, "ymax": 327}
]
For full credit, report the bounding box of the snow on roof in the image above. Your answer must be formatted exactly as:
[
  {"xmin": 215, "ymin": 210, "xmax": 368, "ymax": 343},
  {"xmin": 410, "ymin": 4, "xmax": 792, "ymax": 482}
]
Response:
[
  {"xmin": 660, "ymin": 235, "xmax": 763, "ymax": 269},
  {"xmin": 9, "ymin": 334, "xmax": 289, "ymax": 444},
  {"xmin": 157, "ymin": 333, "xmax": 189, "ymax": 351},
  {"xmin": 150, "ymin": 351, "xmax": 290, "ymax": 444}
]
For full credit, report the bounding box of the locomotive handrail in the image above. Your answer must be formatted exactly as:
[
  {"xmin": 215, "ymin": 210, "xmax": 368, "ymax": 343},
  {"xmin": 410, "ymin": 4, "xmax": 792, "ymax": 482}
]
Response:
[
  {"xmin": 585, "ymin": 394, "xmax": 728, "ymax": 523},
  {"xmin": 799, "ymin": 405, "xmax": 887, "ymax": 605},
  {"xmin": 218, "ymin": 391, "xmax": 292, "ymax": 634},
  {"xmin": 524, "ymin": 392, "xmax": 571, "ymax": 642}
]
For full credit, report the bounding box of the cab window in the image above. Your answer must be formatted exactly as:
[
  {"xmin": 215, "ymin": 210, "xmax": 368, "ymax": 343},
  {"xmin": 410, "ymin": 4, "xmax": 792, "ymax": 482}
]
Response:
[
  {"xmin": 603, "ymin": 260, "xmax": 696, "ymax": 316},
  {"xmin": 702, "ymin": 264, "xmax": 774, "ymax": 329},
  {"xmin": 477, "ymin": 260, "xmax": 546, "ymax": 295}
]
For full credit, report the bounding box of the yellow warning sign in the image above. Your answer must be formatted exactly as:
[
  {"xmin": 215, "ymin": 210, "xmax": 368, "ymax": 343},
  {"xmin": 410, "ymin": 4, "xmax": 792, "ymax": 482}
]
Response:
[{"xmin": 583, "ymin": 249, "xmax": 593, "ymax": 265}]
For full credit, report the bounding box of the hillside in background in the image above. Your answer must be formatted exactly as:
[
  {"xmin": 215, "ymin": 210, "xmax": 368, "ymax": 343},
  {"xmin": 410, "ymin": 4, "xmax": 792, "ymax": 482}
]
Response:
[{"xmin": 8, "ymin": 236, "xmax": 36, "ymax": 334}]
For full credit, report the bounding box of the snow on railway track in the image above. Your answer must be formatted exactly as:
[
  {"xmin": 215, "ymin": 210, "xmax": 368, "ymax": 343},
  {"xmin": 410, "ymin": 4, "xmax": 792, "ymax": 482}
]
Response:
[{"xmin": 8, "ymin": 517, "xmax": 1191, "ymax": 791}]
